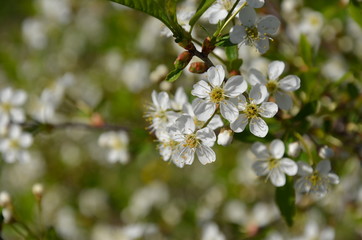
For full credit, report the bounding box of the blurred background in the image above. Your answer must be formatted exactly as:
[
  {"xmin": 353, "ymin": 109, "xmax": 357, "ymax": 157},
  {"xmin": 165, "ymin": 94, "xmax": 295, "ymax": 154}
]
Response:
[{"xmin": 0, "ymin": 0, "xmax": 362, "ymax": 239}]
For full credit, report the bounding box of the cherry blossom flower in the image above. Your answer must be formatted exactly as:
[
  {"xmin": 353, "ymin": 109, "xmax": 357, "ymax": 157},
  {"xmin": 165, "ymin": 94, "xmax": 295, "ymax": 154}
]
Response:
[
  {"xmin": 0, "ymin": 125, "xmax": 33, "ymax": 163},
  {"xmin": 248, "ymin": 61, "xmax": 301, "ymax": 110},
  {"xmin": 155, "ymin": 129, "xmax": 179, "ymax": 163},
  {"xmin": 145, "ymin": 91, "xmax": 179, "ymax": 134},
  {"xmin": 230, "ymin": 84, "xmax": 277, "ymax": 137},
  {"xmin": 191, "ymin": 65, "xmax": 247, "ymax": 123},
  {"xmin": 0, "ymin": 87, "xmax": 27, "ymax": 124},
  {"xmin": 229, "ymin": 6, "xmax": 280, "ymax": 53},
  {"xmin": 171, "ymin": 87, "xmax": 188, "ymax": 111},
  {"xmin": 294, "ymin": 160, "xmax": 339, "ymax": 198},
  {"xmin": 251, "ymin": 139, "xmax": 298, "ymax": 186},
  {"xmin": 98, "ymin": 131, "xmax": 129, "ymax": 164},
  {"xmin": 169, "ymin": 115, "xmax": 216, "ymax": 167}
]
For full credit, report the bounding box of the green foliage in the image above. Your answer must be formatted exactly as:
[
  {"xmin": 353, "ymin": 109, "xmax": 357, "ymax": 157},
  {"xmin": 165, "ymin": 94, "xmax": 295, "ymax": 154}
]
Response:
[
  {"xmin": 166, "ymin": 68, "xmax": 183, "ymax": 82},
  {"xmin": 189, "ymin": 0, "xmax": 216, "ymax": 28},
  {"xmin": 299, "ymin": 34, "xmax": 313, "ymax": 66},
  {"xmin": 225, "ymin": 45, "xmax": 243, "ymax": 71},
  {"xmin": 348, "ymin": 2, "xmax": 362, "ymax": 29},
  {"xmin": 294, "ymin": 101, "xmax": 319, "ymax": 121},
  {"xmin": 275, "ymin": 177, "xmax": 296, "ymax": 227},
  {"xmin": 215, "ymin": 35, "xmax": 237, "ymax": 47},
  {"xmin": 110, "ymin": 0, "xmax": 188, "ymax": 41}
]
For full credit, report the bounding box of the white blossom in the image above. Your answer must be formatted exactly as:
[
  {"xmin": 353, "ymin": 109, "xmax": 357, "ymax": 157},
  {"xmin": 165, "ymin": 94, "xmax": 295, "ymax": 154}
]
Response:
[
  {"xmin": 229, "ymin": 6, "xmax": 280, "ymax": 54},
  {"xmin": 230, "ymin": 84, "xmax": 277, "ymax": 137},
  {"xmin": 248, "ymin": 61, "xmax": 301, "ymax": 110},
  {"xmin": 201, "ymin": 222, "xmax": 226, "ymax": 240},
  {"xmin": 171, "ymin": 87, "xmax": 188, "ymax": 111},
  {"xmin": 169, "ymin": 115, "xmax": 216, "ymax": 167},
  {"xmin": 251, "ymin": 139, "xmax": 298, "ymax": 186},
  {"xmin": 217, "ymin": 129, "xmax": 233, "ymax": 146},
  {"xmin": 191, "ymin": 65, "xmax": 247, "ymax": 123},
  {"xmin": 295, "ymin": 160, "xmax": 339, "ymax": 198},
  {"xmin": 0, "ymin": 87, "xmax": 27, "ymax": 124},
  {"xmin": 145, "ymin": 91, "xmax": 179, "ymax": 134},
  {"xmin": 98, "ymin": 131, "xmax": 129, "ymax": 164},
  {"xmin": 0, "ymin": 125, "xmax": 33, "ymax": 163}
]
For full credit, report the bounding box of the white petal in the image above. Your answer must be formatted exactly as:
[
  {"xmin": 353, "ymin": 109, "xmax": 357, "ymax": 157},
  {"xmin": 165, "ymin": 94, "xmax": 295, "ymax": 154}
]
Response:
[
  {"xmin": 207, "ymin": 114, "xmax": 224, "ymax": 130},
  {"xmin": 175, "ymin": 115, "xmax": 195, "ymax": 134},
  {"xmin": 207, "ymin": 65, "xmax": 225, "ymax": 87},
  {"xmin": 252, "ymin": 160, "xmax": 269, "ymax": 176},
  {"xmin": 268, "ymin": 61, "xmax": 285, "ymax": 81},
  {"xmin": 11, "ymin": 90, "xmax": 27, "ymax": 105},
  {"xmin": 193, "ymin": 100, "xmax": 216, "ymax": 122},
  {"xmin": 224, "ymin": 76, "xmax": 247, "ymax": 97},
  {"xmin": 196, "ymin": 127, "xmax": 216, "ymax": 147},
  {"xmin": 19, "ymin": 134, "xmax": 33, "ymax": 147},
  {"xmin": 316, "ymin": 159, "xmax": 331, "ymax": 175},
  {"xmin": 196, "ymin": 145, "xmax": 216, "ymax": 165},
  {"xmin": 279, "ymin": 75, "xmax": 301, "ymax": 91},
  {"xmin": 259, "ymin": 102, "xmax": 278, "ymax": 118},
  {"xmin": 230, "ymin": 25, "xmax": 247, "ymax": 44},
  {"xmin": 172, "ymin": 87, "xmax": 188, "ymax": 110},
  {"xmin": 238, "ymin": 6, "xmax": 256, "ymax": 27},
  {"xmin": 191, "ymin": 80, "xmax": 212, "ymax": 98},
  {"xmin": 249, "ymin": 117, "xmax": 268, "ymax": 137},
  {"xmin": 230, "ymin": 114, "xmax": 248, "ymax": 133},
  {"xmin": 269, "ymin": 139, "xmax": 285, "ymax": 159},
  {"xmin": 248, "ymin": 69, "xmax": 267, "ymax": 86},
  {"xmin": 270, "ymin": 168, "xmax": 286, "ymax": 186},
  {"xmin": 280, "ymin": 158, "xmax": 298, "ymax": 176},
  {"xmin": 327, "ymin": 173, "xmax": 339, "ymax": 184},
  {"xmin": 257, "ymin": 15, "xmax": 280, "ymax": 35},
  {"xmin": 0, "ymin": 88, "xmax": 13, "ymax": 103},
  {"xmin": 297, "ymin": 161, "xmax": 313, "ymax": 176},
  {"xmin": 295, "ymin": 178, "xmax": 311, "ymax": 193},
  {"xmin": 275, "ymin": 91, "xmax": 293, "ymax": 110},
  {"xmin": 249, "ymin": 84, "xmax": 268, "ymax": 104},
  {"xmin": 251, "ymin": 142, "xmax": 269, "ymax": 160},
  {"xmin": 220, "ymin": 101, "xmax": 239, "ymax": 122},
  {"xmin": 247, "ymin": 0, "xmax": 264, "ymax": 8},
  {"xmin": 158, "ymin": 92, "xmax": 170, "ymax": 110},
  {"xmin": 255, "ymin": 38, "xmax": 270, "ymax": 54},
  {"xmin": 237, "ymin": 94, "xmax": 247, "ymax": 111},
  {"xmin": 9, "ymin": 125, "xmax": 22, "ymax": 139},
  {"xmin": 173, "ymin": 146, "xmax": 195, "ymax": 165},
  {"xmin": 10, "ymin": 109, "xmax": 25, "ymax": 123},
  {"xmin": 160, "ymin": 145, "xmax": 172, "ymax": 161}
]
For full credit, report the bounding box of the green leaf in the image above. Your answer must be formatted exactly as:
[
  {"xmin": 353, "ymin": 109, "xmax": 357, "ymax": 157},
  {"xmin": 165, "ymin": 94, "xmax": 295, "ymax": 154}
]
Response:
[
  {"xmin": 275, "ymin": 177, "xmax": 296, "ymax": 227},
  {"xmin": 294, "ymin": 101, "xmax": 319, "ymax": 121},
  {"xmin": 110, "ymin": 0, "xmax": 187, "ymax": 41},
  {"xmin": 166, "ymin": 68, "xmax": 183, "ymax": 82},
  {"xmin": 225, "ymin": 45, "xmax": 238, "ymax": 61},
  {"xmin": 299, "ymin": 34, "xmax": 312, "ymax": 66},
  {"xmin": 215, "ymin": 35, "xmax": 237, "ymax": 47},
  {"xmin": 189, "ymin": 0, "xmax": 216, "ymax": 28},
  {"xmin": 348, "ymin": 2, "xmax": 362, "ymax": 28},
  {"xmin": 45, "ymin": 227, "xmax": 63, "ymax": 240}
]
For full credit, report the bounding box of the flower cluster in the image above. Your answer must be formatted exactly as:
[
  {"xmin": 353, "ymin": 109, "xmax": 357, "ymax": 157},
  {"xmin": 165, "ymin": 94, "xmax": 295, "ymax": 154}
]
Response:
[
  {"xmin": 0, "ymin": 87, "xmax": 33, "ymax": 163},
  {"xmin": 147, "ymin": 64, "xmax": 296, "ymax": 167}
]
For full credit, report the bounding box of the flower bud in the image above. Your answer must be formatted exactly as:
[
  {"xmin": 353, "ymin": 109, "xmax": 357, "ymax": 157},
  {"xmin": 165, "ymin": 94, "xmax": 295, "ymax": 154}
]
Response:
[
  {"xmin": 0, "ymin": 191, "xmax": 11, "ymax": 208},
  {"xmin": 319, "ymin": 146, "xmax": 334, "ymax": 159},
  {"xmin": 189, "ymin": 62, "xmax": 208, "ymax": 74},
  {"xmin": 32, "ymin": 183, "xmax": 44, "ymax": 201},
  {"xmin": 287, "ymin": 141, "xmax": 301, "ymax": 158},
  {"xmin": 202, "ymin": 37, "xmax": 215, "ymax": 55},
  {"xmin": 177, "ymin": 39, "xmax": 195, "ymax": 51},
  {"xmin": 229, "ymin": 70, "xmax": 241, "ymax": 76},
  {"xmin": 217, "ymin": 129, "xmax": 233, "ymax": 146},
  {"xmin": 174, "ymin": 51, "xmax": 193, "ymax": 70}
]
